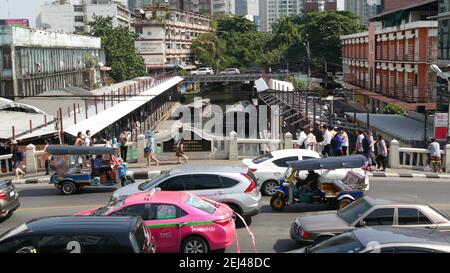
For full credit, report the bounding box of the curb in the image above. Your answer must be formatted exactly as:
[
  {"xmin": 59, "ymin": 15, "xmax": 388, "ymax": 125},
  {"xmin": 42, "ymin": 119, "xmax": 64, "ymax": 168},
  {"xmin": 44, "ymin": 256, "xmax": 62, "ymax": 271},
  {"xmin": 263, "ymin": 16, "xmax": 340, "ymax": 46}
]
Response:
[
  {"xmin": 11, "ymin": 170, "xmax": 162, "ymax": 185},
  {"xmin": 367, "ymin": 172, "xmax": 450, "ymax": 179}
]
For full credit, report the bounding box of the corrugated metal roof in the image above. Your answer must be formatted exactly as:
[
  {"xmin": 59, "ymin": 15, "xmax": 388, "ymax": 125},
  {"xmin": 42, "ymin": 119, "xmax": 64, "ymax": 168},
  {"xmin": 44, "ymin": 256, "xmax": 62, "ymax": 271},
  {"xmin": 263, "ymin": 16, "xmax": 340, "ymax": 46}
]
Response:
[{"xmin": 348, "ymin": 113, "xmax": 433, "ymax": 141}]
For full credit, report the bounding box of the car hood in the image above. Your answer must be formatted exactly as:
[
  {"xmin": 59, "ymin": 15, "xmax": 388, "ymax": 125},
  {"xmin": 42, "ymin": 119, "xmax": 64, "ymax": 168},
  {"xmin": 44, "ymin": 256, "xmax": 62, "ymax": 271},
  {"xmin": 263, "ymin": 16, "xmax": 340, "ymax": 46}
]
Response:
[
  {"xmin": 75, "ymin": 207, "xmax": 100, "ymax": 216},
  {"xmin": 296, "ymin": 211, "xmax": 351, "ymax": 232},
  {"xmin": 242, "ymin": 158, "xmax": 254, "ymax": 167},
  {"xmin": 112, "ymin": 182, "xmax": 142, "ymax": 198}
]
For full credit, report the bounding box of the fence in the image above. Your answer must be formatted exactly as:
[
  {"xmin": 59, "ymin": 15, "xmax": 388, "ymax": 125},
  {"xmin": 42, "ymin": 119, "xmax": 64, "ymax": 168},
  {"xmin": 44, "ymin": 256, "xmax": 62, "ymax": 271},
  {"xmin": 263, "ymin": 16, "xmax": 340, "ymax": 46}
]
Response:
[{"xmin": 389, "ymin": 139, "xmax": 450, "ymax": 172}]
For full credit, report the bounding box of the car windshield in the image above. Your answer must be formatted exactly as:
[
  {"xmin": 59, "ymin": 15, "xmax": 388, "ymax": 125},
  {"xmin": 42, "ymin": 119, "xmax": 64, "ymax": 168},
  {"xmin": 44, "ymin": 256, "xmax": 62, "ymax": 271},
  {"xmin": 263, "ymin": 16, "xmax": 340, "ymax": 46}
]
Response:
[
  {"xmin": 185, "ymin": 194, "xmax": 216, "ymax": 214},
  {"xmin": 91, "ymin": 199, "xmax": 125, "ymax": 216},
  {"xmin": 309, "ymin": 232, "xmax": 364, "ymax": 253},
  {"xmin": 252, "ymin": 153, "xmax": 273, "ymax": 164},
  {"xmin": 337, "ymin": 198, "xmax": 372, "ymax": 224},
  {"xmin": 138, "ymin": 171, "xmax": 170, "ymax": 191}
]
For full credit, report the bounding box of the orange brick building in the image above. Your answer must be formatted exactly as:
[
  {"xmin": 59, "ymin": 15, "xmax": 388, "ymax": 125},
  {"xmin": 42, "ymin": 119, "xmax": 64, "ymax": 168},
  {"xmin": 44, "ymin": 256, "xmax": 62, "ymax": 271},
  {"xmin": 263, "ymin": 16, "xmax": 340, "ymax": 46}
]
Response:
[{"xmin": 341, "ymin": 0, "xmax": 438, "ymax": 112}]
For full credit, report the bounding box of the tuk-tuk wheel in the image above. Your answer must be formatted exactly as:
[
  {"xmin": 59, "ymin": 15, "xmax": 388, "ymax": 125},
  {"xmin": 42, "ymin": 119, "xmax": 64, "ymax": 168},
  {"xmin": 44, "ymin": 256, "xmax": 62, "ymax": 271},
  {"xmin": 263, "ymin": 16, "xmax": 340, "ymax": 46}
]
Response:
[
  {"xmin": 61, "ymin": 181, "xmax": 77, "ymax": 195},
  {"xmin": 270, "ymin": 194, "xmax": 286, "ymax": 211},
  {"xmin": 121, "ymin": 176, "xmax": 135, "ymax": 187},
  {"xmin": 338, "ymin": 198, "xmax": 353, "ymax": 210}
]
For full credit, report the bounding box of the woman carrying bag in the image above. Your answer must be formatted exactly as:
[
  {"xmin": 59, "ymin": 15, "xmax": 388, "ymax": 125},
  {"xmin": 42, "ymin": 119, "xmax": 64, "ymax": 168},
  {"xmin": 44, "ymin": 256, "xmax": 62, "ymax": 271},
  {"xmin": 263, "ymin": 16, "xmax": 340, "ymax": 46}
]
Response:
[{"xmin": 144, "ymin": 131, "xmax": 160, "ymax": 167}]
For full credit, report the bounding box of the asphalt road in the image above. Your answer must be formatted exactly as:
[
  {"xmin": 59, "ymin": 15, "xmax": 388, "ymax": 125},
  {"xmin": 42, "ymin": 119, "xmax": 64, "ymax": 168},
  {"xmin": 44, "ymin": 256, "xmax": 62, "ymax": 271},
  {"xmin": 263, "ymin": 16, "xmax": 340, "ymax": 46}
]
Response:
[{"xmin": 2, "ymin": 177, "xmax": 450, "ymax": 253}]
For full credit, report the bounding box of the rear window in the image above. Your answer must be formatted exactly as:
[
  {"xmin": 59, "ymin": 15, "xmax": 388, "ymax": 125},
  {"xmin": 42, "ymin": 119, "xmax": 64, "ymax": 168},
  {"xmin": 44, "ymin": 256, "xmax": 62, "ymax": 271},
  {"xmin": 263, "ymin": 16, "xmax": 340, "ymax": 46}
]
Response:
[
  {"xmin": 252, "ymin": 153, "xmax": 273, "ymax": 164},
  {"xmin": 185, "ymin": 194, "xmax": 216, "ymax": 214}
]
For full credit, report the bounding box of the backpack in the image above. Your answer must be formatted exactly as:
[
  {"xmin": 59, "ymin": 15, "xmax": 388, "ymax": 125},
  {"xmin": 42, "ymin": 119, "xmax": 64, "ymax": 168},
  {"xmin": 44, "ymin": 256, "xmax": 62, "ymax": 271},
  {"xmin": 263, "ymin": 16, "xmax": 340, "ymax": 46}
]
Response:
[{"xmin": 17, "ymin": 149, "xmax": 24, "ymax": 161}]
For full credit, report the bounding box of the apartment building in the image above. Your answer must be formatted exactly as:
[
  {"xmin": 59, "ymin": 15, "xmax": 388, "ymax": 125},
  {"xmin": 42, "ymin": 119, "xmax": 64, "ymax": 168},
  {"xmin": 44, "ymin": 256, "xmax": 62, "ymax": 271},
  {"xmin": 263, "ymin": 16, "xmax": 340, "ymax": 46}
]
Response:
[
  {"xmin": 341, "ymin": 0, "xmax": 438, "ymax": 112},
  {"xmin": 132, "ymin": 4, "xmax": 212, "ymax": 72},
  {"xmin": 131, "ymin": 0, "xmax": 215, "ymax": 15},
  {"xmin": 0, "ymin": 26, "xmax": 105, "ymax": 99},
  {"xmin": 36, "ymin": 0, "xmax": 134, "ymax": 33},
  {"xmin": 344, "ymin": 0, "xmax": 378, "ymax": 25},
  {"xmin": 259, "ymin": 0, "xmax": 303, "ymax": 32},
  {"xmin": 303, "ymin": 0, "xmax": 337, "ymax": 13}
]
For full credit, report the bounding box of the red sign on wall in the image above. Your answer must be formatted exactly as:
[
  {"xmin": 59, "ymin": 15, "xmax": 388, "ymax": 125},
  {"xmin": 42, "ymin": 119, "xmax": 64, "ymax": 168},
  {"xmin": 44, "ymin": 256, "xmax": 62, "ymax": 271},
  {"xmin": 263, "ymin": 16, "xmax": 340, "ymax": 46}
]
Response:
[{"xmin": 435, "ymin": 113, "xmax": 448, "ymax": 141}]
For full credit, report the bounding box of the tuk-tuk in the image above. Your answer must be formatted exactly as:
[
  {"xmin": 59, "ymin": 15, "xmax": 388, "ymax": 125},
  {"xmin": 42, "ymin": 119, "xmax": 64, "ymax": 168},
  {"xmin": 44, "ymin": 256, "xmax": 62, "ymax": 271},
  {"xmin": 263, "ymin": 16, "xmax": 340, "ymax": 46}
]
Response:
[
  {"xmin": 270, "ymin": 155, "xmax": 370, "ymax": 211},
  {"xmin": 47, "ymin": 145, "xmax": 135, "ymax": 195}
]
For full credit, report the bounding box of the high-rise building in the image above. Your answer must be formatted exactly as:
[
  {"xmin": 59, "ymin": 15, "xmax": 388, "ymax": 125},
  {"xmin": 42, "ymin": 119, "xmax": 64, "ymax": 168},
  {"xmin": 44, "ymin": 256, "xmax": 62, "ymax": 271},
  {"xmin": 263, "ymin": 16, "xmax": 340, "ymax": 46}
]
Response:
[
  {"xmin": 344, "ymin": 0, "xmax": 378, "ymax": 25},
  {"xmin": 235, "ymin": 0, "xmax": 259, "ymax": 17},
  {"xmin": 259, "ymin": 0, "xmax": 303, "ymax": 32},
  {"xmin": 36, "ymin": 0, "xmax": 134, "ymax": 33},
  {"xmin": 303, "ymin": 0, "xmax": 337, "ymax": 13},
  {"xmin": 213, "ymin": 0, "xmax": 235, "ymax": 15}
]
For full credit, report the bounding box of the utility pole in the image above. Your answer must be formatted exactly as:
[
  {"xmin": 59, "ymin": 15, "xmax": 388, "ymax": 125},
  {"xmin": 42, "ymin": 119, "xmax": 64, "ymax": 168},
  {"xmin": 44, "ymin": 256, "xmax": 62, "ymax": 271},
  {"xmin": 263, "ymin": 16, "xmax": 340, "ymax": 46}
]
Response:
[{"xmin": 83, "ymin": 0, "xmax": 88, "ymax": 33}]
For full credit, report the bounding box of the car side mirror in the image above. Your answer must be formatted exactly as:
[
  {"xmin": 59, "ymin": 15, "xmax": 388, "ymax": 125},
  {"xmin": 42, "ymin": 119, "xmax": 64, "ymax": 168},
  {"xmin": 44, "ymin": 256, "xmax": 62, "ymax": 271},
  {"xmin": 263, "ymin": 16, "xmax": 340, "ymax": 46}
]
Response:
[{"xmin": 358, "ymin": 220, "xmax": 366, "ymax": 227}]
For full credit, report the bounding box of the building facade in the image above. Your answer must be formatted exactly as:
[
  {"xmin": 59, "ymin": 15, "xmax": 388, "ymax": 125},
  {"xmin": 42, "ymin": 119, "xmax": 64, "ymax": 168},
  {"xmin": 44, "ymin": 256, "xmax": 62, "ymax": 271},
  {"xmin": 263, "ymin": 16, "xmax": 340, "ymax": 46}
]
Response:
[
  {"xmin": 236, "ymin": 0, "xmax": 259, "ymax": 17},
  {"xmin": 133, "ymin": 4, "xmax": 212, "ymax": 72},
  {"xmin": 341, "ymin": 1, "xmax": 438, "ymax": 112},
  {"xmin": 213, "ymin": 0, "xmax": 235, "ymax": 15},
  {"xmin": 259, "ymin": 0, "xmax": 303, "ymax": 32},
  {"xmin": 0, "ymin": 26, "xmax": 105, "ymax": 99},
  {"xmin": 303, "ymin": 0, "xmax": 337, "ymax": 13},
  {"xmin": 36, "ymin": 0, "xmax": 133, "ymax": 33},
  {"xmin": 344, "ymin": 0, "xmax": 378, "ymax": 25},
  {"xmin": 132, "ymin": 0, "xmax": 214, "ymax": 15}
]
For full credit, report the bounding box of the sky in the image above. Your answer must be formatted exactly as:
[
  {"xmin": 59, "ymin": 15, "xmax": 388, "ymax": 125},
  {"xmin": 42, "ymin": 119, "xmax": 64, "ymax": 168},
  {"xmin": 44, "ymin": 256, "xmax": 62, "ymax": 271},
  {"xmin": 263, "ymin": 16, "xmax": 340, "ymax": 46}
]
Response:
[
  {"xmin": 0, "ymin": 0, "xmax": 126, "ymax": 27},
  {"xmin": 0, "ymin": 0, "xmax": 346, "ymax": 27}
]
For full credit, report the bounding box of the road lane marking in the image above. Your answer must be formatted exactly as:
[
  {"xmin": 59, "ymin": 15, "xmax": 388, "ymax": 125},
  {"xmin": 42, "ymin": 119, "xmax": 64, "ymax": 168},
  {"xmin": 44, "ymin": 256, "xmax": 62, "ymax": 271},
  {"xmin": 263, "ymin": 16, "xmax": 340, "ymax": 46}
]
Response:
[{"xmin": 17, "ymin": 204, "xmax": 102, "ymax": 212}]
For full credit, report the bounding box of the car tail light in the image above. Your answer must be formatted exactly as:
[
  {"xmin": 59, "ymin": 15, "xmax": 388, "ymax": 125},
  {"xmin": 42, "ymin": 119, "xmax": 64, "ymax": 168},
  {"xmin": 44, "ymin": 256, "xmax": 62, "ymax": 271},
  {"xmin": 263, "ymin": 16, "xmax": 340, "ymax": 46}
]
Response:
[
  {"xmin": 241, "ymin": 173, "xmax": 257, "ymax": 193},
  {"xmin": 0, "ymin": 192, "xmax": 7, "ymax": 200},
  {"xmin": 249, "ymin": 168, "xmax": 257, "ymax": 173},
  {"xmin": 297, "ymin": 227, "xmax": 310, "ymax": 239},
  {"xmin": 214, "ymin": 218, "xmax": 231, "ymax": 227}
]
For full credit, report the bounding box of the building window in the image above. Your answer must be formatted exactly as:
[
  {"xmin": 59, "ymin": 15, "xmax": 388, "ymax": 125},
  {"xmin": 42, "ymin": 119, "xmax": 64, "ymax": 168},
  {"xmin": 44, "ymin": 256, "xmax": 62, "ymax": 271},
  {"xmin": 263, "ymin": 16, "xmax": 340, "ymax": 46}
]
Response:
[
  {"xmin": 135, "ymin": 27, "xmax": 143, "ymax": 35},
  {"xmin": 439, "ymin": 19, "xmax": 450, "ymax": 60},
  {"xmin": 74, "ymin": 5, "xmax": 84, "ymax": 12},
  {"xmin": 74, "ymin": 26, "xmax": 85, "ymax": 33},
  {"xmin": 1, "ymin": 48, "xmax": 12, "ymax": 69},
  {"xmin": 74, "ymin": 16, "xmax": 84, "ymax": 23}
]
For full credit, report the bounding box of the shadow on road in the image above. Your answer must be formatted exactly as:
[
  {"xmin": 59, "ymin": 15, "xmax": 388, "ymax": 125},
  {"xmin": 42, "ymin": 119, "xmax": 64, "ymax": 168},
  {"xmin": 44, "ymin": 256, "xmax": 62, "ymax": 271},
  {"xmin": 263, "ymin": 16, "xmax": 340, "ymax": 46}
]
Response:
[
  {"xmin": 17, "ymin": 187, "xmax": 116, "ymax": 197},
  {"xmin": 273, "ymin": 239, "xmax": 307, "ymax": 253},
  {"xmin": 260, "ymin": 204, "xmax": 335, "ymax": 214}
]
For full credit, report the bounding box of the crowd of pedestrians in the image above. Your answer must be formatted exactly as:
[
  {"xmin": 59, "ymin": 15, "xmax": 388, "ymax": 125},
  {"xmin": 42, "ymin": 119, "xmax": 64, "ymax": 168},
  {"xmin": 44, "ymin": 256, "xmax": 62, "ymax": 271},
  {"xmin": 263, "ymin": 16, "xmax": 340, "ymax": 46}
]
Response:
[{"xmin": 296, "ymin": 124, "xmax": 390, "ymax": 172}]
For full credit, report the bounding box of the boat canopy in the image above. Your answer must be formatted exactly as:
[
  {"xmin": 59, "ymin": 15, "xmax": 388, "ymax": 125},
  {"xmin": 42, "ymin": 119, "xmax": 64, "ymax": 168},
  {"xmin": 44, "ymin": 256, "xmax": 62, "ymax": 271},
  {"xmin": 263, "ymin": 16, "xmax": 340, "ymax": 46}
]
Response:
[{"xmin": 287, "ymin": 155, "xmax": 368, "ymax": 171}]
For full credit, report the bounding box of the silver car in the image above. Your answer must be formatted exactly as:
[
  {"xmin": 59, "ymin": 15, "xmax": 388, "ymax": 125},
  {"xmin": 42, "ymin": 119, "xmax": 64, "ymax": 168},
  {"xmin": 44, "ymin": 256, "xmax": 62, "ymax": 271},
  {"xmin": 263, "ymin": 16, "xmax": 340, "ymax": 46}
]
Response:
[
  {"xmin": 111, "ymin": 165, "xmax": 261, "ymax": 224},
  {"xmin": 290, "ymin": 227, "xmax": 450, "ymax": 253},
  {"xmin": 0, "ymin": 181, "xmax": 19, "ymax": 219},
  {"xmin": 290, "ymin": 196, "xmax": 450, "ymax": 244}
]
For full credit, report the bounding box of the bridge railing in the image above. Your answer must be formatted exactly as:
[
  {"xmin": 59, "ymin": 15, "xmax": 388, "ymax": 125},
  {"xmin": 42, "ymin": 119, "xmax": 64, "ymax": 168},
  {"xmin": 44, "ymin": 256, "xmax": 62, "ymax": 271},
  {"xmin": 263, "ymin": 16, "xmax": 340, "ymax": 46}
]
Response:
[
  {"xmin": 229, "ymin": 132, "xmax": 293, "ymax": 160},
  {"xmin": 389, "ymin": 139, "xmax": 450, "ymax": 172}
]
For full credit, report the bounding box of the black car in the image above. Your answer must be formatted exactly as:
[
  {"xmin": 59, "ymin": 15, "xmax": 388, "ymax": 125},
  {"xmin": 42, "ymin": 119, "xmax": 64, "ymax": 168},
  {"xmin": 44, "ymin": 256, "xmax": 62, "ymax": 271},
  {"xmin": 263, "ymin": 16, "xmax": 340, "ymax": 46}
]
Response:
[{"xmin": 0, "ymin": 216, "xmax": 155, "ymax": 253}]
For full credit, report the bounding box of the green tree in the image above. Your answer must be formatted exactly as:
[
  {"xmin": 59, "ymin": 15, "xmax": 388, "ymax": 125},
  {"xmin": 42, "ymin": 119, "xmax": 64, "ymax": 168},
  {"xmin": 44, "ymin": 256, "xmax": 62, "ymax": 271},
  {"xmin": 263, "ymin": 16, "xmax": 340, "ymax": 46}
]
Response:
[
  {"xmin": 286, "ymin": 75, "xmax": 306, "ymax": 90},
  {"xmin": 217, "ymin": 15, "xmax": 257, "ymax": 36},
  {"xmin": 89, "ymin": 16, "xmax": 146, "ymax": 82},
  {"xmin": 191, "ymin": 33, "xmax": 228, "ymax": 69},
  {"xmin": 381, "ymin": 104, "xmax": 406, "ymax": 115}
]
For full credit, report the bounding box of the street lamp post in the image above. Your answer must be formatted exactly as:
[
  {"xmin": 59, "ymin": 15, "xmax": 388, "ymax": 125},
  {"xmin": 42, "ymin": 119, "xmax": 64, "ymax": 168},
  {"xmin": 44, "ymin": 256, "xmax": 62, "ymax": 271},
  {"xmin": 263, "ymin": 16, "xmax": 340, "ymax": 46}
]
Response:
[
  {"xmin": 303, "ymin": 40, "xmax": 311, "ymax": 90},
  {"xmin": 431, "ymin": 64, "xmax": 450, "ymax": 143}
]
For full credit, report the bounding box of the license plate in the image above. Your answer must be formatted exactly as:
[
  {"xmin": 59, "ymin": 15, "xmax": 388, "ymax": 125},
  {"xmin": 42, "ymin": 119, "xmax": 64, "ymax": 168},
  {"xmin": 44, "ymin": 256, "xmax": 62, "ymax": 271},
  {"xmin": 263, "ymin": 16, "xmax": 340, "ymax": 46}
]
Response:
[{"xmin": 9, "ymin": 191, "xmax": 15, "ymax": 197}]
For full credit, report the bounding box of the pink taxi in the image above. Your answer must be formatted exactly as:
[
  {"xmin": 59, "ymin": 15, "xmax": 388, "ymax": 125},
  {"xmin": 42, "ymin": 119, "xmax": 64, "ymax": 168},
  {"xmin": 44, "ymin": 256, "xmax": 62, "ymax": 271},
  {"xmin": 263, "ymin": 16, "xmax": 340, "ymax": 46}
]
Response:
[{"xmin": 76, "ymin": 190, "xmax": 236, "ymax": 253}]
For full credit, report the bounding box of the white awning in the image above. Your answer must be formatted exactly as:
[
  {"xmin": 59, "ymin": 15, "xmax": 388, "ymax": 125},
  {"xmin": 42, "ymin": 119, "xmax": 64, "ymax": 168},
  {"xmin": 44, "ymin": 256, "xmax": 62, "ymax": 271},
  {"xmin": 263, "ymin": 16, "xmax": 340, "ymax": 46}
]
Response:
[
  {"xmin": 255, "ymin": 78, "xmax": 270, "ymax": 92},
  {"xmin": 65, "ymin": 76, "xmax": 183, "ymax": 137}
]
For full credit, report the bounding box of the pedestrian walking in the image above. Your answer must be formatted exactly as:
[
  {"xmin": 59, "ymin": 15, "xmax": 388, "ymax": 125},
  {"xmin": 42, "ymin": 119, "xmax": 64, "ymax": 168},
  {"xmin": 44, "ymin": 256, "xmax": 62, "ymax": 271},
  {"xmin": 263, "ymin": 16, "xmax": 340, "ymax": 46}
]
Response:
[
  {"xmin": 144, "ymin": 131, "xmax": 160, "ymax": 167},
  {"xmin": 428, "ymin": 138, "xmax": 442, "ymax": 173},
  {"xmin": 42, "ymin": 139, "xmax": 52, "ymax": 175},
  {"xmin": 362, "ymin": 131, "xmax": 373, "ymax": 172},
  {"xmin": 375, "ymin": 134, "xmax": 387, "ymax": 171},
  {"xmin": 342, "ymin": 129, "xmax": 349, "ymax": 155},
  {"xmin": 84, "ymin": 130, "xmax": 93, "ymax": 147},
  {"xmin": 297, "ymin": 128, "xmax": 307, "ymax": 149},
  {"xmin": 333, "ymin": 127, "xmax": 344, "ymax": 156},
  {"xmin": 355, "ymin": 129, "xmax": 365, "ymax": 154},
  {"xmin": 175, "ymin": 126, "xmax": 188, "ymax": 164},
  {"xmin": 305, "ymin": 128, "xmax": 317, "ymax": 151},
  {"xmin": 11, "ymin": 140, "xmax": 26, "ymax": 180},
  {"xmin": 312, "ymin": 123, "xmax": 323, "ymax": 152},
  {"xmin": 322, "ymin": 125, "xmax": 332, "ymax": 157},
  {"xmin": 74, "ymin": 132, "xmax": 84, "ymax": 146},
  {"xmin": 119, "ymin": 130, "xmax": 130, "ymax": 162}
]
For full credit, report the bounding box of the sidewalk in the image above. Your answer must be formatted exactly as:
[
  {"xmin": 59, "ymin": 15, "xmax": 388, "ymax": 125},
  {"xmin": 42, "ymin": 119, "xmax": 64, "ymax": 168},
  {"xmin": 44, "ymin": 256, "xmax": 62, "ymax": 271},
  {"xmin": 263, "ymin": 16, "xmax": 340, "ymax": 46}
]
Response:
[{"xmin": 5, "ymin": 160, "xmax": 450, "ymax": 184}]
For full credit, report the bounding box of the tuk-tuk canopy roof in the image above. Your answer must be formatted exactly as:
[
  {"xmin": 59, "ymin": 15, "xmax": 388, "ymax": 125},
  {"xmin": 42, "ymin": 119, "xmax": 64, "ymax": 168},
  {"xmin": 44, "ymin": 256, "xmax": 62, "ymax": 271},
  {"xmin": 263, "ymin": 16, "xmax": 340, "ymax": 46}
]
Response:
[
  {"xmin": 47, "ymin": 145, "xmax": 115, "ymax": 155},
  {"xmin": 287, "ymin": 155, "xmax": 368, "ymax": 171}
]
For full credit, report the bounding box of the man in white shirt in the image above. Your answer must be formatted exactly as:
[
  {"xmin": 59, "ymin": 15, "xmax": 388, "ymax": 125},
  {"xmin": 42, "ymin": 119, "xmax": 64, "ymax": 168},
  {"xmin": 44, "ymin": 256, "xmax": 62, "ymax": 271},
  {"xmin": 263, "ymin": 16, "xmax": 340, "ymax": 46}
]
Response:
[
  {"xmin": 84, "ymin": 130, "xmax": 92, "ymax": 147},
  {"xmin": 306, "ymin": 129, "xmax": 317, "ymax": 151},
  {"xmin": 428, "ymin": 138, "xmax": 442, "ymax": 172},
  {"xmin": 322, "ymin": 125, "xmax": 331, "ymax": 156},
  {"xmin": 297, "ymin": 128, "xmax": 307, "ymax": 149},
  {"xmin": 355, "ymin": 129, "xmax": 365, "ymax": 154},
  {"xmin": 342, "ymin": 130, "xmax": 349, "ymax": 155}
]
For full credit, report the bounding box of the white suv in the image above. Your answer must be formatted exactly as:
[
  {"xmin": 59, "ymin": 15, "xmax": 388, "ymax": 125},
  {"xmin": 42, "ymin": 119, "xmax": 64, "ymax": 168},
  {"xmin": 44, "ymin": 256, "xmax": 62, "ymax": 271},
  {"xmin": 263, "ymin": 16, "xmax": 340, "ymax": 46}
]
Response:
[
  {"xmin": 111, "ymin": 165, "xmax": 261, "ymax": 225},
  {"xmin": 242, "ymin": 149, "xmax": 366, "ymax": 196},
  {"xmin": 191, "ymin": 67, "xmax": 214, "ymax": 75}
]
